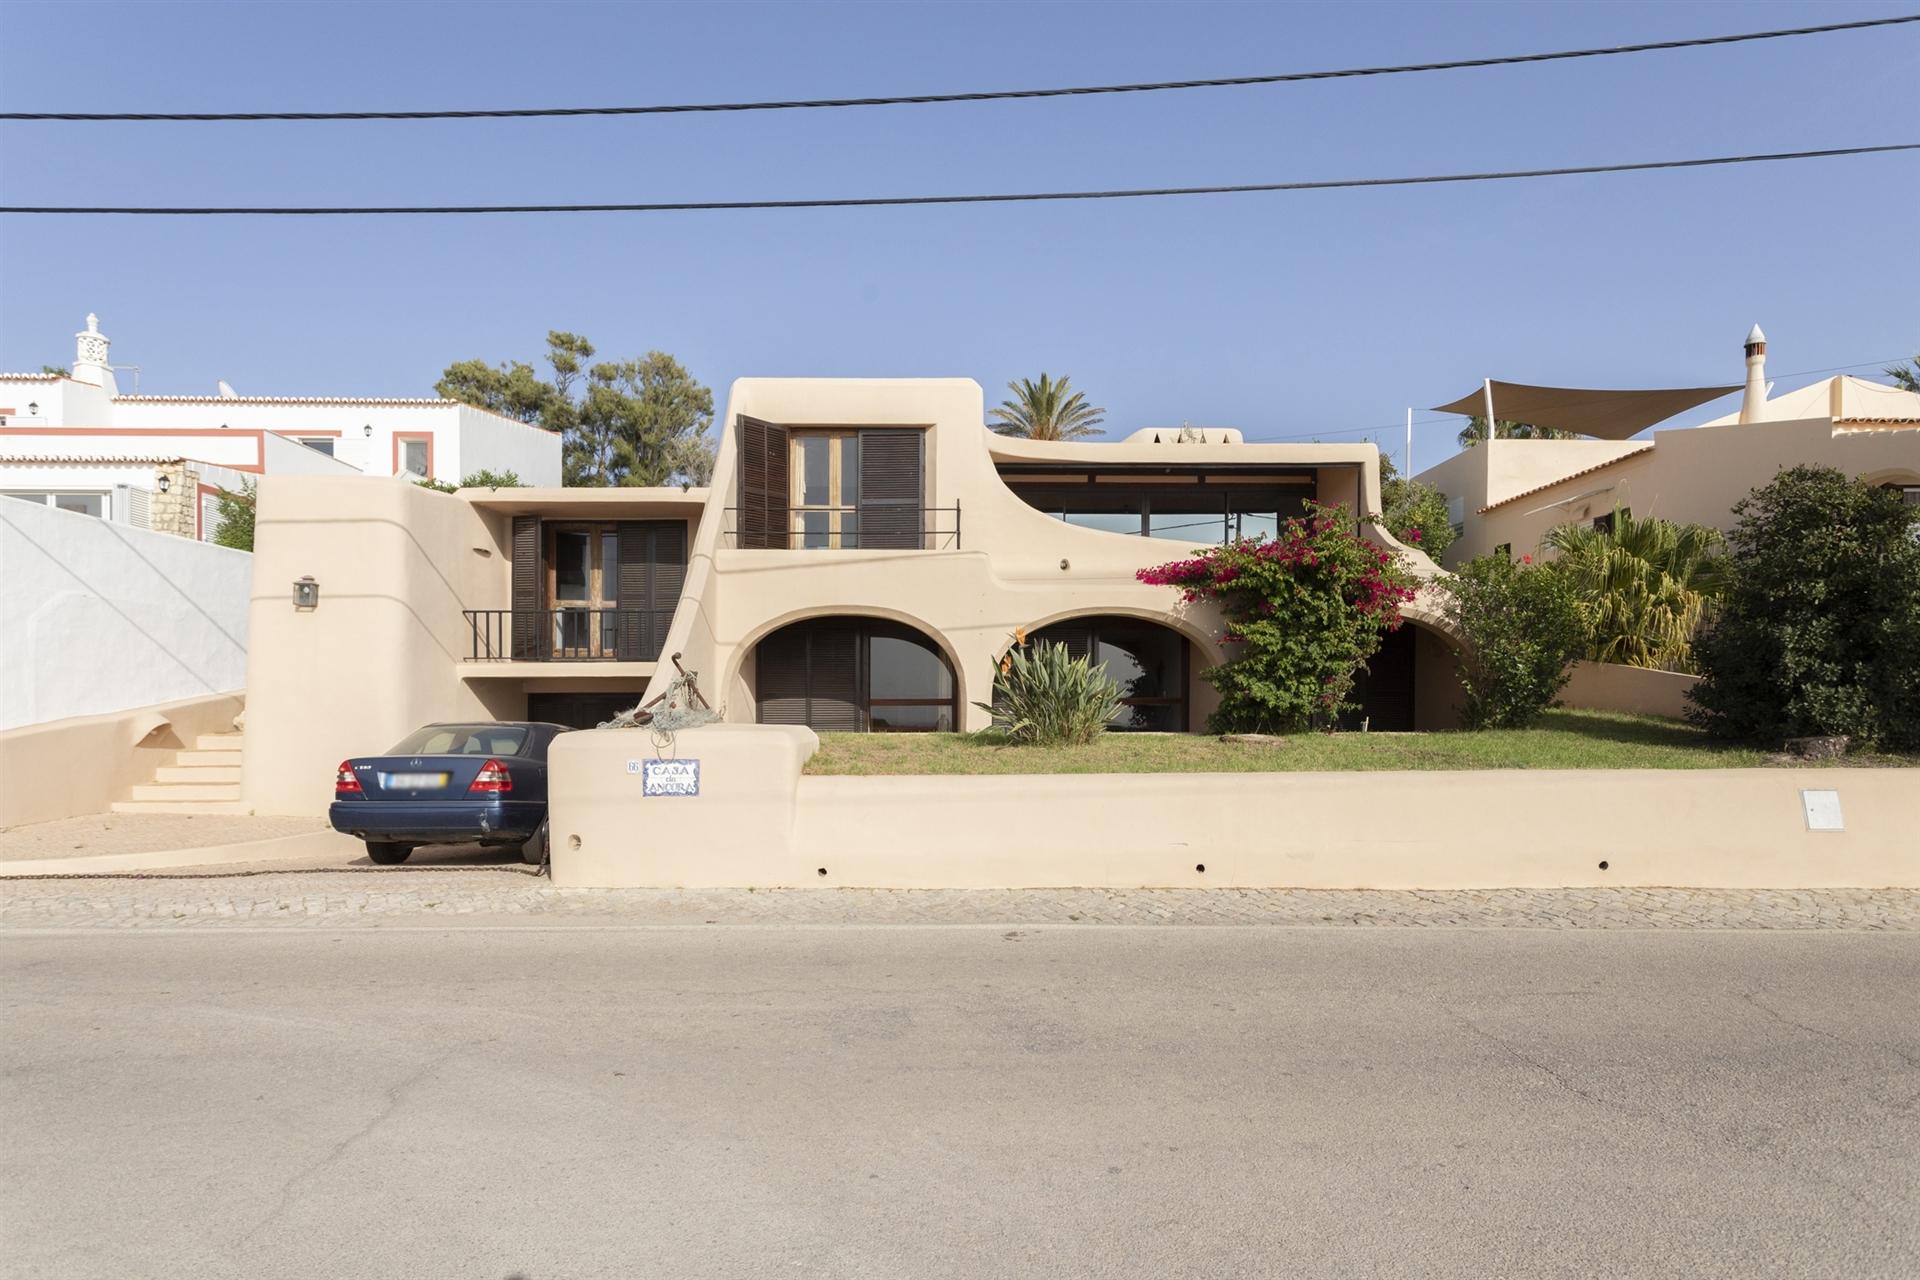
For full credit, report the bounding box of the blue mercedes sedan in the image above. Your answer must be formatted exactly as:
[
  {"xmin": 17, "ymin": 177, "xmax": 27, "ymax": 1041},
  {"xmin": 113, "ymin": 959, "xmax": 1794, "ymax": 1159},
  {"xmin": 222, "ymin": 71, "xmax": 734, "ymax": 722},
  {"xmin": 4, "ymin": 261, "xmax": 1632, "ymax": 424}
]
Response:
[{"xmin": 328, "ymin": 722, "xmax": 569, "ymax": 865}]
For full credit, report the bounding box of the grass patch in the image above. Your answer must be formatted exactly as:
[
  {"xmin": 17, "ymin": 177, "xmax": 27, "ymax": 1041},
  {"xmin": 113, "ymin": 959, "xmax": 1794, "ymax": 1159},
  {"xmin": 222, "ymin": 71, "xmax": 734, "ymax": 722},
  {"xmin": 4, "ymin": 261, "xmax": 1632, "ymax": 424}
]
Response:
[{"xmin": 803, "ymin": 709, "xmax": 1919, "ymax": 775}]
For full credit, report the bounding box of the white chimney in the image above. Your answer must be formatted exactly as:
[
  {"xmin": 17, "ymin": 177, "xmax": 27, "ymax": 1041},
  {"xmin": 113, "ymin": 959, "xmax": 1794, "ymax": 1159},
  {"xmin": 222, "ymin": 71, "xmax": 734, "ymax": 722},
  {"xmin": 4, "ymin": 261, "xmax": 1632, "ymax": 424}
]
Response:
[
  {"xmin": 72, "ymin": 313, "xmax": 117, "ymax": 394},
  {"xmin": 1738, "ymin": 324, "xmax": 1767, "ymax": 424}
]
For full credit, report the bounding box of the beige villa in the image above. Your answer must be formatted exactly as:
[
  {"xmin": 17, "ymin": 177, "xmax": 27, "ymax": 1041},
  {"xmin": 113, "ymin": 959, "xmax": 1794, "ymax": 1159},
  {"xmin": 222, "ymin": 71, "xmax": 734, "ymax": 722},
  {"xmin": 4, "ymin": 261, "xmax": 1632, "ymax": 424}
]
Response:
[
  {"xmin": 1418, "ymin": 329, "xmax": 1920, "ymax": 567},
  {"xmin": 237, "ymin": 378, "xmax": 1458, "ymax": 815}
]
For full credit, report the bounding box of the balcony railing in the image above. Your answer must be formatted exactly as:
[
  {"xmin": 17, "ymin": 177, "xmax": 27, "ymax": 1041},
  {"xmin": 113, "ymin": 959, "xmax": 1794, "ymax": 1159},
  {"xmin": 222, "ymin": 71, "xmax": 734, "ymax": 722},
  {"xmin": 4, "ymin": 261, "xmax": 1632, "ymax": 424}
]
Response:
[
  {"xmin": 463, "ymin": 608, "xmax": 671, "ymax": 662},
  {"xmin": 721, "ymin": 504, "xmax": 961, "ymax": 550}
]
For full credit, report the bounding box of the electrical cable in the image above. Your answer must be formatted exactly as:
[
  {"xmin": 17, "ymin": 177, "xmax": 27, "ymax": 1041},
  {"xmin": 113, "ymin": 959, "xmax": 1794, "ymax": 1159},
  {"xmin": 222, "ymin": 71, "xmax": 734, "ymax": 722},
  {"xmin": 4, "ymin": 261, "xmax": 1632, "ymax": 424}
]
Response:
[
  {"xmin": 4, "ymin": 143, "xmax": 1912, "ymax": 216},
  {"xmin": 6, "ymin": 14, "xmax": 1914, "ymax": 122}
]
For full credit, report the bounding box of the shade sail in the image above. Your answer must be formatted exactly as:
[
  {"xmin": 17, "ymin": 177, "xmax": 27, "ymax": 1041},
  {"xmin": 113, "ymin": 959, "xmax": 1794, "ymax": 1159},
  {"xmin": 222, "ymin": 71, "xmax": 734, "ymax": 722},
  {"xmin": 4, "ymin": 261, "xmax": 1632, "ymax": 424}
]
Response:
[{"xmin": 1431, "ymin": 381, "xmax": 1739, "ymax": 440}]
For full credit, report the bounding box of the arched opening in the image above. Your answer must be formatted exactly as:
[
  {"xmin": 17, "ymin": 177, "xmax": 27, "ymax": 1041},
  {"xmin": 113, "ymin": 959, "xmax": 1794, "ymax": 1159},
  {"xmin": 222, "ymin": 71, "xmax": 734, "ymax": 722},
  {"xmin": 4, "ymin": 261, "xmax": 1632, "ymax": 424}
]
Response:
[
  {"xmin": 1025, "ymin": 615, "xmax": 1193, "ymax": 732},
  {"xmin": 754, "ymin": 617, "xmax": 957, "ymax": 733},
  {"xmin": 1339, "ymin": 619, "xmax": 1462, "ymax": 732}
]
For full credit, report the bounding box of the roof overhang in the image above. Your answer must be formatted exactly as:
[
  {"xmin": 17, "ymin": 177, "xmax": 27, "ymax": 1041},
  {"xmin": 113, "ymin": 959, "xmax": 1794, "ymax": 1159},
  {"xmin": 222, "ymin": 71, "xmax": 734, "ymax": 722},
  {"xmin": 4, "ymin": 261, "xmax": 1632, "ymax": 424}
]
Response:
[{"xmin": 1431, "ymin": 381, "xmax": 1739, "ymax": 440}]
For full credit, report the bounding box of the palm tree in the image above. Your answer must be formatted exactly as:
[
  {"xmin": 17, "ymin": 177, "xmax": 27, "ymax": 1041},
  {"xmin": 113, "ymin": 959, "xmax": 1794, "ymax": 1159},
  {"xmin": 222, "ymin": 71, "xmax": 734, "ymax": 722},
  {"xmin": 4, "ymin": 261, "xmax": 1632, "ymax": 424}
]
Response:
[
  {"xmin": 989, "ymin": 373, "xmax": 1106, "ymax": 440},
  {"xmin": 1456, "ymin": 416, "xmax": 1583, "ymax": 448},
  {"xmin": 1543, "ymin": 509, "xmax": 1725, "ymax": 672},
  {"xmin": 1885, "ymin": 357, "xmax": 1920, "ymax": 393}
]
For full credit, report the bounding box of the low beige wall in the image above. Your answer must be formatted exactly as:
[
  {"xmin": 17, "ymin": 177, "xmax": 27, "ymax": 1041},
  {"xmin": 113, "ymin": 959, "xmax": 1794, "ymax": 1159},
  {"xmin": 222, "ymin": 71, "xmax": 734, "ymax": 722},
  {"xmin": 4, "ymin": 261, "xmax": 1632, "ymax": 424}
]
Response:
[
  {"xmin": 548, "ymin": 725, "xmax": 1916, "ymax": 890},
  {"xmin": 1560, "ymin": 661, "xmax": 1701, "ymax": 720},
  {"xmin": 0, "ymin": 691, "xmax": 245, "ymax": 827}
]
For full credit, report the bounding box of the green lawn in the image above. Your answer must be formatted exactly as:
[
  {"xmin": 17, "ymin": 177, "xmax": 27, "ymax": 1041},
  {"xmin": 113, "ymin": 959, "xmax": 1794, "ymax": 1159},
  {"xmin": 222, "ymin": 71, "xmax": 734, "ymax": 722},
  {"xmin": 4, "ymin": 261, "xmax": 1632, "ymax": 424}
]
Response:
[{"xmin": 804, "ymin": 709, "xmax": 1916, "ymax": 775}]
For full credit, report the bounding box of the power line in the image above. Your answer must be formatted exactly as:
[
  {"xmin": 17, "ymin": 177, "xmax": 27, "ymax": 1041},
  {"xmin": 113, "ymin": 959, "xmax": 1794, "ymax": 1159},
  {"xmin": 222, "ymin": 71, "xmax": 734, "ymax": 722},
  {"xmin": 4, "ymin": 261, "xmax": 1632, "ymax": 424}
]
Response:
[
  {"xmin": 5, "ymin": 14, "xmax": 1915, "ymax": 123},
  {"xmin": 4, "ymin": 143, "xmax": 1912, "ymax": 217}
]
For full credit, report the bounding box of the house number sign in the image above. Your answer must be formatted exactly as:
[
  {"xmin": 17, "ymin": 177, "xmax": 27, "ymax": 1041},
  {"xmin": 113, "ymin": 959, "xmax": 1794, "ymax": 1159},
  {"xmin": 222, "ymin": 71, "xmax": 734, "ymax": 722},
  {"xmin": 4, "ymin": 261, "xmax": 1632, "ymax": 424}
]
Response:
[{"xmin": 639, "ymin": 758, "xmax": 701, "ymax": 797}]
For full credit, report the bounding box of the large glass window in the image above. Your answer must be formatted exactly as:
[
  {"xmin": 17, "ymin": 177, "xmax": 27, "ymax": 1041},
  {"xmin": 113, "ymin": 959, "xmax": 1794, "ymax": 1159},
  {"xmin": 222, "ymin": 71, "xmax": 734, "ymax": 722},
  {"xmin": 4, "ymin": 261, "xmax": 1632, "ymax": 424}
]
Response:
[
  {"xmin": 1001, "ymin": 476, "xmax": 1306, "ymax": 545},
  {"xmin": 791, "ymin": 431, "xmax": 861, "ymax": 548},
  {"xmin": 1025, "ymin": 617, "xmax": 1189, "ymax": 732},
  {"xmin": 547, "ymin": 523, "xmax": 621, "ymax": 655},
  {"xmin": 756, "ymin": 618, "xmax": 956, "ymax": 732}
]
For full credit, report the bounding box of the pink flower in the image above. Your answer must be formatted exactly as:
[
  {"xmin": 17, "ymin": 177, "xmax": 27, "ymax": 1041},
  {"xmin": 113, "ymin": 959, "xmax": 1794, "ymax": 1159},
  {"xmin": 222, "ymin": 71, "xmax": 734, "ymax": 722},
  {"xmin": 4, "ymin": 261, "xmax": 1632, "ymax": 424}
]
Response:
[
  {"xmin": 1407, "ymin": 528, "xmax": 1422, "ymax": 542},
  {"xmin": 1521, "ymin": 554, "xmax": 1533, "ymax": 565}
]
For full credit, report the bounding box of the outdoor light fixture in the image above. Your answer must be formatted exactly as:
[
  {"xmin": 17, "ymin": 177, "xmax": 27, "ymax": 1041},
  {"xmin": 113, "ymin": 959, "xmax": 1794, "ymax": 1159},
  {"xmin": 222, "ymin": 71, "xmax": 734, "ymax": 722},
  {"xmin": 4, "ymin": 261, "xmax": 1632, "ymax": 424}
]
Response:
[
  {"xmin": 363, "ymin": 424, "xmax": 373, "ymax": 437},
  {"xmin": 292, "ymin": 576, "xmax": 320, "ymax": 610},
  {"xmin": 157, "ymin": 474, "xmax": 170, "ymax": 494},
  {"xmin": 26, "ymin": 401, "xmax": 38, "ymax": 416}
]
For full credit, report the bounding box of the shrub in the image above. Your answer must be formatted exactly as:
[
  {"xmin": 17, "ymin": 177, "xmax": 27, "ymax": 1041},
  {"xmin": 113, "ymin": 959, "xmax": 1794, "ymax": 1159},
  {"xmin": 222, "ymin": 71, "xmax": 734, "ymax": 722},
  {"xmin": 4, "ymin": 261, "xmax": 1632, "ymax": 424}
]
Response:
[
  {"xmin": 210, "ymin": 478, "xmax": 256, "ymax": 551},
  {"xmin": 1434, "ymin": 554, "xmax": 1589, "ymax": 728},
  {"xmin": 975, "ymin": 640, "xmax": 1123, "ymax": 746},
  {"xmin": 1688, "ymin": 466, "xmax": 1920, "ymax": 750},
  {"xmin": 1137, "ymin": 504, "xmax": 1419, "ymax": 733},
  {"xmin": 1379, "ymin": 456, "xmax": 1457, "ymax": 559},
  {"xmin": 417, "ymin": 468, "xmax": 524, "ymax": 494},
  {"xmin": 1543, "ymin": 508, "xmax": 1724, "ymax": 671}
]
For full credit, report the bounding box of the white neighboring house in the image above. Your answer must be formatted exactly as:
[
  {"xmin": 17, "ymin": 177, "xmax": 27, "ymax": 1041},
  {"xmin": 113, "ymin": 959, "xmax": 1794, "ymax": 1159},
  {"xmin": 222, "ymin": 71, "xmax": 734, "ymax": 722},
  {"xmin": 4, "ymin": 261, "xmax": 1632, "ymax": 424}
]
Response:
[{"xmin": 0, "ymin": 314, "xmax": 561, "ymax": 539}]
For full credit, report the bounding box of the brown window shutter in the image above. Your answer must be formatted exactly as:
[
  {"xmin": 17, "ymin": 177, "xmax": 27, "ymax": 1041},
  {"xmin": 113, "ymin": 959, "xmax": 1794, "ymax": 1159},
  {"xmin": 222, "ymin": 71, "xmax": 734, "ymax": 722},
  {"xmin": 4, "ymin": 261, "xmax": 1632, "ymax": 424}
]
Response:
[
  {"xmin": 755, "ymin": 626, "xmax": 811, "ymax": 725},
  {"xmin": 615, "ymin": 521, "xmax": 688, "ymax": 661},
  {"xmin": 857, "ymin": 429, "xmax": 924, "ymax": 549},
  {"xmin": 806, "ymin": 625, "xmax": 865, "ymax": 732},
  {"xmin": 510, "ymin": 515, "xmax": 542, "ymax": 659},
  {"xmin": 737, "ymin": 416, "xmax": 790, "ymax": 548}
]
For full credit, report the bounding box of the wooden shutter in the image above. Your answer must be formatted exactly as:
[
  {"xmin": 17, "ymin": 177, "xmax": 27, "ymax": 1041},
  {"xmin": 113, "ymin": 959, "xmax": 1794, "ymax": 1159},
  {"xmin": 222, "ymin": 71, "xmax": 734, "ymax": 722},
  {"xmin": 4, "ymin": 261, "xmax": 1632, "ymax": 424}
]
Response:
[
  {"xmin": 510, "ymin": 515, "xmax": 541, "ymax": 659},
  {"xmin": 857, "ymin": 429, "xmax": 924, "ymax": 549},
  {"xmin": 756, "ymin": 627, "xmax": 811, "ymax": 725},
  {"xmin": 1032, "ymin": 621, "xmax": 1093, "ymax": 663},
  {"xmin": 807, "ymin": 625, "xmax": 865, "ymax": 732},
  {"xmin": 737, "ymin": 416, "xmax": 790, "ymax": 549},
  {"xmin": 614, "ymin": 521, "xmax": 686, "ymax": 661}
]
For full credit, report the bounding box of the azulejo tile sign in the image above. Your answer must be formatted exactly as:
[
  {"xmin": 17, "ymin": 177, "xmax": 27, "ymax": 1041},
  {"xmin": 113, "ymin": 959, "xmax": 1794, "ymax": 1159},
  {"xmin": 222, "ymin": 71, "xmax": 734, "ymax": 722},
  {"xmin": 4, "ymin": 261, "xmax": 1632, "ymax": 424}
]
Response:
[{"xmin": 635, "ymin": 758, "xmax": 700, "ymax": 797}]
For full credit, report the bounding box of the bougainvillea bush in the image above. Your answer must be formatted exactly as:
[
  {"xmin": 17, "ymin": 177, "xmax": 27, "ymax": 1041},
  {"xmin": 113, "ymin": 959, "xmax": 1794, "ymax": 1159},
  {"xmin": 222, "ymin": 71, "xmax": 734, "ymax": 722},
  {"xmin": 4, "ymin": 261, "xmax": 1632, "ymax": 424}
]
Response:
[{"xmin": 1137, "ymin": 504, "xmax": 1419, "ymax": 733}]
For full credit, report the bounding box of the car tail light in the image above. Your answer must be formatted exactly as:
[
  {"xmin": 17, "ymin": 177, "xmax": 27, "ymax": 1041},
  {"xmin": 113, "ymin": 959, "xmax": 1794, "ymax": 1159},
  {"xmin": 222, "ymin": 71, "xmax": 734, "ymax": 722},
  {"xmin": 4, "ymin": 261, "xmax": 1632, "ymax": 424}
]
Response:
[
  {"xmin": 469, "ymin": 758, "xmax": 513, "ymax": 793},
  {"xmin": 335, "ymin": 761, "xmax": 362, "ymax": 795}
]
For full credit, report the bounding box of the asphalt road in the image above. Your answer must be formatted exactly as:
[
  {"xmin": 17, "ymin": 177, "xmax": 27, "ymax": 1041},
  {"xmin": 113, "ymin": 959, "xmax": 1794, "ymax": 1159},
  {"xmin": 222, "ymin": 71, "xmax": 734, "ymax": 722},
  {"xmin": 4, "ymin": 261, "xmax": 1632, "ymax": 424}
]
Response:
[{"xmin": 3, "ymin": 927, "xmax": 1916, "ymax": 1279}]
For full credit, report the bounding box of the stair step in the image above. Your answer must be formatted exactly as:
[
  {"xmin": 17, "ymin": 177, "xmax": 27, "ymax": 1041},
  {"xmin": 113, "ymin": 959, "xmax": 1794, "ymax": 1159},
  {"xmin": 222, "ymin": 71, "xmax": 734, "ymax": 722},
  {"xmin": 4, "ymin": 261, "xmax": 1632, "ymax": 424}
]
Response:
[
  {"xmin": 110, "ymin": 799, "xmax": 255, "ymax": 816},
  {"xmin": 129, "ymin": 782, "xmax": 242, "ymax": 802},
  {"xmin": 154, "ymin": 764, "xmax": 241, "ymax": 784},
  {"xmin": 172, "ymin": 749, "xmax": 242, "ymax": 767},
  {"xmin": 193, "ymin": 733, "xmax": 246, "ymax": 751}
]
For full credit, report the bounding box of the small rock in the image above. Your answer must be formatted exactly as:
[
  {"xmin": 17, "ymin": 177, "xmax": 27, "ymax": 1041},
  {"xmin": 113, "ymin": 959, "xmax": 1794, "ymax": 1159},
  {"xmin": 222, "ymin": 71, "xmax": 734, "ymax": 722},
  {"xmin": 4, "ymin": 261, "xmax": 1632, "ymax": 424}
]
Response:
[{"xmin": 1783, "ymin": 735, "xmax": 1850, "ymax": 760}]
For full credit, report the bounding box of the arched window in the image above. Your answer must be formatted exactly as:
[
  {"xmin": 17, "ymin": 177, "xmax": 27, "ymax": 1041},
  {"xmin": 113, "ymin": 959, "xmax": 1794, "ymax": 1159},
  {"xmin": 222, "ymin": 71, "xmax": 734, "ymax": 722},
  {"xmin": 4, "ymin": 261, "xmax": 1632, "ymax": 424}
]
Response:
[{"xmin": 756, "ymin": 618, "xmax": 956, "ymax": 732}]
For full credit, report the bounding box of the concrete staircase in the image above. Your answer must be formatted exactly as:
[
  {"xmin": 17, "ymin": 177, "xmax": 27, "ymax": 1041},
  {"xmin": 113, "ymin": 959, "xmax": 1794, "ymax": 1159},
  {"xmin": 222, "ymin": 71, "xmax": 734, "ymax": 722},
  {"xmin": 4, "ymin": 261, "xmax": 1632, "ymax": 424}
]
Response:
[{"xmin": 111, "ymin": 731, "xmax": 250, "ymax": 815}]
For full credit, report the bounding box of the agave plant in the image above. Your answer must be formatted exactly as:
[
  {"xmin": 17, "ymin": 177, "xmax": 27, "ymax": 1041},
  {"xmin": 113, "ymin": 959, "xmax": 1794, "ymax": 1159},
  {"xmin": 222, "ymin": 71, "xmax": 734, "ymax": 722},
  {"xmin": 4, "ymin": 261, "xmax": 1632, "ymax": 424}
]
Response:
[
  {"xmin": 974, "ymin": 640, "xmax": 1122, "ymax": 745},
  {"xmin": 1543, "ymin": 508, "xmax": 1725, "ymax": 671},
  {"xmin": 988, "ymin": 373, "xmax": 1106, "ymax": 440}
]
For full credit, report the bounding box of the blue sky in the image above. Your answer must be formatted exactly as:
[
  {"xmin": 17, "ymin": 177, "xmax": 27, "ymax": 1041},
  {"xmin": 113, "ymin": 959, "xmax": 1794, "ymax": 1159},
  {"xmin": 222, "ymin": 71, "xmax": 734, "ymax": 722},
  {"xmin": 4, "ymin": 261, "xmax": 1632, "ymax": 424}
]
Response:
[{"xmin": 1, "ymin": 0, "xmax": 1914, "ymax": 472}]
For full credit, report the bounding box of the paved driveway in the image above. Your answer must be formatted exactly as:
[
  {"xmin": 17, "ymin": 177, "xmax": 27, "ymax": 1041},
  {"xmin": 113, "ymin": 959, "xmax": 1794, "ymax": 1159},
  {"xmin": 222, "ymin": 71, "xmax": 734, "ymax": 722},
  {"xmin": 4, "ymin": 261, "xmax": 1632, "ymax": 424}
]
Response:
[{"xmin": 3, "ymin": 925, "xmax": 1915, "ymax": 1279}]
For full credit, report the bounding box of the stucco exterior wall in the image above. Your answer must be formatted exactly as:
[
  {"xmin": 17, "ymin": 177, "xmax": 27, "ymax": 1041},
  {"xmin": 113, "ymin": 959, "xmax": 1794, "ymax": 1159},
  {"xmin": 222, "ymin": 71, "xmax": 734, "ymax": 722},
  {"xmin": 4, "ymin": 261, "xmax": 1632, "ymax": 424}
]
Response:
[
  {"xmin": 450, "ymin": 406, "xmax": 563, "ymax": 486},
  {"xmin": 648, "ymin": 378, "xmax": 1446, "ymax": 732},
  {"xmin": 240, "ymin": 476, "xmax": 516, "ymax": 814},
  {"xmin": 1, "ymin": 498, "xmax": 251, "ymax": 730},
  {"xmin": 0, "ymin": 691, "xmax": 244, "ymax": 826},
  {"xmin": 1559, "ymin": 661, "xmax": 1701, "ymax": 720},
  {"xmin": 548, "ymin": 725, "xmax": 1915, "ymax": 890}
]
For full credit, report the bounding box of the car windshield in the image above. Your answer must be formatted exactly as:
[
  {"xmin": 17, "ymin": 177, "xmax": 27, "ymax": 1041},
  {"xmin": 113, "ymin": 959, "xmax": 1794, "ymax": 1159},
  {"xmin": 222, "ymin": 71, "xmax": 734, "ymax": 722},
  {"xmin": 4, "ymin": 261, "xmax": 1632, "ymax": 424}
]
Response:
[{"xmin": 386, "ymin": 725, "xmax": 533, "ymax": 757}]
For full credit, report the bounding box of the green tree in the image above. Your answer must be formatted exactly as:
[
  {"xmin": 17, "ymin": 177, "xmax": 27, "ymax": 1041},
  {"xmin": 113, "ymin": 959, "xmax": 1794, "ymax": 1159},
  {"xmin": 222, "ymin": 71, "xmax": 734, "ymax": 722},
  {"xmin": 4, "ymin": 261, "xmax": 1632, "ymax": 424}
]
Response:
[
  {"xmin": 1456, "ymin": 416, "xmax": 1581, "ymax": 448},
  {"xmin": 210, "ymin": 478, "xmax": 256, "ymax": 552},
  {"xmin": 1377, "ymin": 455, "xmax": 1456, "ymax": 558},
  {"xmin": 436, "ymin": 332, "xmax": 713, "ymax": 487},
  {"xmin": 1434, "ymin": 554, "xmax": 1590, "ymax": 729},
  {"xmin": 40, "ymin": 364, "xmax": 68, "ymax": 376},
  {"xmin": 1885, "ymin": 356, "xmax": 1920, "ymax": 393},
  {"xmin": 988, "ymin": 373, "xmax": 1106, "ymax": 440},
  {"xmin": 1687, "ymin": 466, "xmax": 1920, "ymax": 750},
  {"xmin": 1543, "ymin": 508, "xmax": 1724, "ymax": 672}
]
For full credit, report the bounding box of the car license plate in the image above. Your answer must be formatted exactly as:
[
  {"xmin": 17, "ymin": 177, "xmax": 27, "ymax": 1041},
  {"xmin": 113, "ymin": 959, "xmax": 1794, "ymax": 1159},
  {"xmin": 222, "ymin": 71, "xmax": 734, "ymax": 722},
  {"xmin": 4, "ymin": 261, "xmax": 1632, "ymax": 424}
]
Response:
[{"xmin": 384, "ymin": 772, "xmax": 449, "ymax": 790}]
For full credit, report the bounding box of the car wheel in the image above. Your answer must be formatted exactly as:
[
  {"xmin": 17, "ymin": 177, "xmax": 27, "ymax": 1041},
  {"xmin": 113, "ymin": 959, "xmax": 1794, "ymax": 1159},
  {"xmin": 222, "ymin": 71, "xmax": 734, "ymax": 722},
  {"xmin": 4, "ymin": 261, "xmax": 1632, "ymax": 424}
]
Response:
[
  {"xmin": 366, "ymin": 841, "xmax": 412, "ymax": 865},
  {"xmin": 520, "ymin": 819, "xmax": 550, "ymax": 867}
]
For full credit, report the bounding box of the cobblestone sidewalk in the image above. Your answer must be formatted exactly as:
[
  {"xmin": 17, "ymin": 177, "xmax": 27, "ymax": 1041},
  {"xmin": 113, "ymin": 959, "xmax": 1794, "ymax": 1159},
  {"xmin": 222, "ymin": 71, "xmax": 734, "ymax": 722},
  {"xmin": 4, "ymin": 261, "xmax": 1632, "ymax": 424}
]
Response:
[{"xmin": 2, "ymin": 870, "xmax": 1916, "ymax": 929}]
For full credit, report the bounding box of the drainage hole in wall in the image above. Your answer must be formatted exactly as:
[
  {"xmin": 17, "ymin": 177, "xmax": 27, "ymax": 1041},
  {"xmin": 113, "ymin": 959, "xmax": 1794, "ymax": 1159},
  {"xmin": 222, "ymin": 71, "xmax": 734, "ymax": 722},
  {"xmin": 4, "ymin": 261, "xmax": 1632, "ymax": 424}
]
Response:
[
  {"xmin": 1598, "ymin": 860, "xmax": 1609, "ymax": 871},
  {"xmin": 817, "ymin": 867, "xmax": 828, "ymax": 877},
  {"xmin": 1195, "ymin": 864, "xmax": 1206, "ymax": 874},
  {"xmin": 568, "ymin": 835, "xmax": 581, "ymax": 851}
]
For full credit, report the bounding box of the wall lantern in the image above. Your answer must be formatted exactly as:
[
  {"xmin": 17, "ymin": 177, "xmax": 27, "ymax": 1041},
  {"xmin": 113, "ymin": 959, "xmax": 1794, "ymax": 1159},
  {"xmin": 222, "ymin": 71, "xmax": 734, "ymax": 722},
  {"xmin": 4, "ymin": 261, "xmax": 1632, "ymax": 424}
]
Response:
[
  {"xmin": 26, "ymin": 401, "xmax": 38, "ymax": 416},
  {"xmin": 363, "ymin": 424, "xmax": 373, "ymax": 437},
  {"xmin": 157, "ymin": 474, "xmax": 171, "ymax": 494},
  {"xmin": 292, "ymin": 576, "xmax": 320, "ymax": 610}
]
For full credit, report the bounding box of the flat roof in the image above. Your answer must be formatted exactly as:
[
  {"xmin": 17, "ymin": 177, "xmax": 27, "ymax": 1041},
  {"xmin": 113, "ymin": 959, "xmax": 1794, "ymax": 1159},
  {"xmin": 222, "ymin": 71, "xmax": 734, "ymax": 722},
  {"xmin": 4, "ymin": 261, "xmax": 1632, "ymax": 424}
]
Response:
[{"xmin": 457, "ymin": 486, "xmax": 710, "ymax": 515}]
